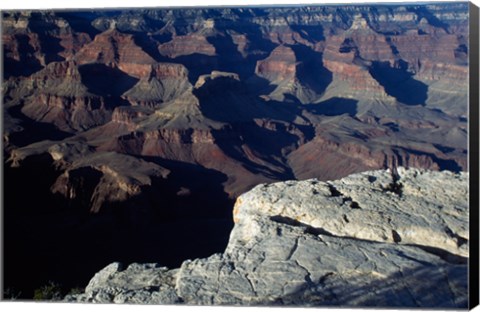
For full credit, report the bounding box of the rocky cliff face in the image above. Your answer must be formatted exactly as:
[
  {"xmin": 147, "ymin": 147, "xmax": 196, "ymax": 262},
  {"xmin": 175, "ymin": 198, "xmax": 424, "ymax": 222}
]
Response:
[
  {"xmin": 68, "ymin": 168, "xmax": 468, "ymax": 307},
  {"xmin": 2, "ymin": 2, "xmax": 471, "ymax": 300},
  {"xmin": 16, "ymin": 60, "xmax": 110, "ymax": 132},
  {"xmin": 3, "ymin": 4, "xmax": 469, "ymax": 178}
]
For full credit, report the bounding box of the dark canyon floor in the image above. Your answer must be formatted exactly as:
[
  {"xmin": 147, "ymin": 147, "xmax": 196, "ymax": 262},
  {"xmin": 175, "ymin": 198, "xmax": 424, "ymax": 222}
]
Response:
[{"xmin": 1, "ymin": 2, "xmax": 470, "ymax": 300}]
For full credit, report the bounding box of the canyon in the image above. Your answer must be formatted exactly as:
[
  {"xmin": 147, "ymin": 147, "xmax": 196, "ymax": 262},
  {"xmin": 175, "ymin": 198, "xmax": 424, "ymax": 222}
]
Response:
[{"xmin": 1, "ymin": 2, "xmax": 470, "ymax": 303}]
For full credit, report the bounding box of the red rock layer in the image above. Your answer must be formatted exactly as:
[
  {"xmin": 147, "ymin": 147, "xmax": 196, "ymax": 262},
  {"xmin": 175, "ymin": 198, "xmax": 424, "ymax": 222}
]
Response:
[
  {"xmin": 323, "ymin": 35, "xmax": 390, "ymax": 99},
  {"xmin": 158, "ymin": 34, "xmax": 216, "ymax": 58},
  {"xmin": 3, "ymin": 33, "xmax": 44, "ymax": 65},
  {"xmin": 255, "ymin": 45, "xmax": 297, "ymax": 82},
  {"xmin": 343, "ymin": 16, "xmax": 395, "ymax": 62},
  {"xmin": 58, "ymin": 32, "xmax": 92, "ymax": 60},
  {"xmin": 19, "ymin": 61, "xmax": 110, "ymax": 132},
  {"xmin": 111, "ymin": 106, "xmax": 152, "ymax": 131},
  {"xmin": 415, "ymin": 61, "xmax": 468, "ymax": 85},
  {"xmin": 75, "ymin": 29, "xmax": 157, "ymax": 78},
  {"xmin": 150, "ymin": 62, "xmax": 189, "ymax": 79},
  {"xmin": 390, "ymin": 33, "xmax": 458, "ymax": 71},
  {"xmin": 105, "ymin": 128, "xmax": 263, "ymax": 196},
  {"xmin": 287, "ymin": 135, "xmax": 455, "ymax": 181}
]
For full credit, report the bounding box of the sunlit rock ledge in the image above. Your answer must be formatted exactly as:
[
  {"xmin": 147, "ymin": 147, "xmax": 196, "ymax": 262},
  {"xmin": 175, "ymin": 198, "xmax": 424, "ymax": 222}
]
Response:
[{"xmin": 67, "ymin": 167, "xmax": 469, "ymax": 307}]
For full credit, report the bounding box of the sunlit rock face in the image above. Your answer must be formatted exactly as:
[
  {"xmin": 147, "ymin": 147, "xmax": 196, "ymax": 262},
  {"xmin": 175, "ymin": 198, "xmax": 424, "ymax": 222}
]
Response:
[{"xmin": 68, "ymin": 168, "xmax": 468, "ymax": 308}]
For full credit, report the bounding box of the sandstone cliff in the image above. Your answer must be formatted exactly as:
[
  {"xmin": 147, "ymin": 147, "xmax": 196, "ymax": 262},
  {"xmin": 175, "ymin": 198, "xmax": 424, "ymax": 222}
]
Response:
[{"xmin": 68, "ymin": 168, "xmax": 468, "ymax": 308}]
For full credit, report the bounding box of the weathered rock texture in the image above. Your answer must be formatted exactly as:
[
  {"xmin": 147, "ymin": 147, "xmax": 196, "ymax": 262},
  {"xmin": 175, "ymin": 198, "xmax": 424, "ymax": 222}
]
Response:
[
  {"xmin": 2, "ymin": 3, "xmax": 470, "ymax": 301},
  {"xmin": 68, "ymin": 168, "xmax": 468, "ymax": 308}
]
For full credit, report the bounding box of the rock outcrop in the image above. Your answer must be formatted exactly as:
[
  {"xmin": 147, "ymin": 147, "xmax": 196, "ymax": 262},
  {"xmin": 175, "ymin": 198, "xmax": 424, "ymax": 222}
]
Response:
[
  {"xmin": 9, "ymin": 60, "xmax": 112, "ymax": 133},
  {"xmin": 74, "ymin": 28, "xmax": 157, "ymax": 69},
  {"xmin": 159, "ymin": 34, "xmax": 216, "ymax": 58},
  {"xmin": 8, "ymin": 141, "xmax": 170, "ymax": 213},
  {"xmin": 2, "ymin": 3, "xmax": 471, "ymax": 301},
  {"xmin": 68, "ymin": 168, "xmax": 468, "ymax": 308},
  {"xmin": 121, "ymin": 63, "xmax": 192, "ymax": 106}
]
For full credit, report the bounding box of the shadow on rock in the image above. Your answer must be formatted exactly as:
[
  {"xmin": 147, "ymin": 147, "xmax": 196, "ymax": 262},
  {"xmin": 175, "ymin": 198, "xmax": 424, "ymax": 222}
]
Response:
[
  {"xmin": 3, "ymin": 153, "xmax": 234, "ymax": 299},
  {"xmin": 369, "ymin": 61, "xmax": 428, "ymax": 106},
  {"xmin": 282, "ymin": 264, "xmax": 467, "ymax": 308},
  {"xmin": 305, "ymin": 97, "xmax": 358, "ymax": 117}
]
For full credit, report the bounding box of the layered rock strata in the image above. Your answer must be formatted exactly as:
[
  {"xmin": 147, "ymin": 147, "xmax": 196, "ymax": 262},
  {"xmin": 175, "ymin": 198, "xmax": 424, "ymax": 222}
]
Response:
[{"xmin": 2, "ymin": 3, "xmax": 470, "ymax": 300}]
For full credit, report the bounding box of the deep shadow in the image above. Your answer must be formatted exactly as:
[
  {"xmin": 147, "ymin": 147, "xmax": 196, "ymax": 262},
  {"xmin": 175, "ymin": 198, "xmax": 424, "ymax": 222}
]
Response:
[
  {"xmin": 245, "ymin": 72, "xmax": 284, "ymax": 100},
  {"xmin": 192, "ymin": 75, "xmax": 265, "ymax": 122},
  {"xmin": 132, "ymin": 33, "xmax": 168, "ymax": 62},
  {"xmin": 172, "ymin": 53, "xmax": 220, "ymax": 84},
  {"xmin": 39, "ymin": 36, "xmax": 65, "ymax": 64},
  {"xmin": 192, "ymin": 71, "xmax": 309, "ymax": 124},
  {"xmin": 139, "ymin": 157, "xmax": 235, "ymax": 220},
  {"xmin": 3, "ymin": 153, "xmax": 234, "ymax": 299},
  {"xmin": 270, "ymin": 215, "xmax": 333, "ymax": 237},
  {"xmin": 306, "ymin": 97, "xmax": 358, "ymax": 117},
  {"xmin": 212, "ymin": 124, "xmax": 297, "ymax": 181},
  {"xmin": 3, "ymin": 34, "xmax": 44, "ymax": 79},
  {"xmin": 369, "ymin": 61, "xmax": 428, "ymax": 106},
  {"xmin": 433, "ymin": 144, "xmax": 456, "ymax": 154},
  {"xmin": 401, "ymin": 147, "xmax": 463, "ymax": 172},
  {"xmin": 152, "ymin": 32, "xmax": 173, "ymax": 44},
  {"xmin": 206, "ymin": 33, "xmax": 252, "ymax": 79},
  {"xmin": 289, "ymin": 45, "xmax": 333, "ymax": 98},
  {"xmin": 407, "ymin": 6, "xmax": 451, "ymax": 33},
  {"xmin": 102, "ymin": 96, "xmax": 132, "ymax": 110},
  {"xmin": 55, "ymin": 11, "xmax": 103, "ymax": 39},
  {"xmin": 209, "ymin": 20, "xmax": 278, "ymax": 80},
  {"xmin": 78, "ymin": 63, "xmax": 139, "ymax": 97},
  {"xmin": 6, "ymin": 105, "xmax": 74, "ymax": 147},
  {"xmin": 25, "ymin": 12, "xmax": 65, "ymax": 62},
  {"xmin": 290, "ymin": 24, "xmax": 325, "ymax": 42},
  {"xmin": 385, "ymin": 37, "xmax": 400, "ymax": 56},
  {"xmin": 191, "ymin": 76, "xmax": 308, "ymax": 180},
  {"xmin": 454, "ymin": 43, "xmax": 468, "ymax": 64},
  {"xmin": 339, "ymin": 38, "xmax": 359, "ymax": 54},
  {"xmin": 3, "ymin": 57, "xmax": 43, "ymax": 80},
  {"xmin": 383, "ymin": 122, "xmax": 400, "ymax": 133},
  {"xmin": 169, "ymin": 16, "xmax": 277, "ymax": 84}
]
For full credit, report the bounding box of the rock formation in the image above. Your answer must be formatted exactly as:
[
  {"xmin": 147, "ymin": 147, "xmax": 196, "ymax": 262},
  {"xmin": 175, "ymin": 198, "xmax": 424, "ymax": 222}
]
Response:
[
  {"xmin": 8, "ymin": 140, "xmax": 170, "ymax": 213},
  {"xmin": 16, "ymin": 60, "xmax": 110, "ymax": 132},
  {"xmin": 2, "ymin": 2, "xmax": 471, "ymax": 301},
  {"xmin": 74, "ymin": 28, "xmax": 157, "ymax": 70},
  {"xmin": 67, "ymin": 168, "xmax": 468, "ymax": 307},
  {"xmin": 159, "ymin": 34, "xmax": 216, "ymax": 58}
]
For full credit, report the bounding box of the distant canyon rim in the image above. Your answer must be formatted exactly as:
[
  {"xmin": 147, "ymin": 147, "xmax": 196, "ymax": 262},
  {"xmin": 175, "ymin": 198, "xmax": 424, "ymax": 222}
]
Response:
[{"xmin": 2, "ymin": 2, "xmax": 469, "ymax": 300}]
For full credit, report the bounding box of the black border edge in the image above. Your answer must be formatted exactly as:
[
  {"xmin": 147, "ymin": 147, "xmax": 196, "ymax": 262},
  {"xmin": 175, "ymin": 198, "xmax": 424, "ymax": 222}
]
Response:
[
  {"xmin": 0, "ymin": 1, "xmax": 477, "ymax": 308},
  {"xmin": 0, "ymin": 11, "xmax": 5, "ymax": 302},
  {"xmin": 470, "ymin": 1, "xmax": 480, "ymax": 310}
]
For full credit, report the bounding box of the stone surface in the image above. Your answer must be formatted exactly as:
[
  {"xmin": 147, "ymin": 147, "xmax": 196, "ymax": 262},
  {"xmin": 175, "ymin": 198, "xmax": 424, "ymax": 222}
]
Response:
[
  {"xmin": 67, "ymin": 262, "xmax": 180, "ymax": 304},
  {"xmin": 233, "ymin": 167, "xmax": 469, "ymax": 257},
  {"xmin": 67, "ymin": 168, "xmax": 469, "ymax": 307}
]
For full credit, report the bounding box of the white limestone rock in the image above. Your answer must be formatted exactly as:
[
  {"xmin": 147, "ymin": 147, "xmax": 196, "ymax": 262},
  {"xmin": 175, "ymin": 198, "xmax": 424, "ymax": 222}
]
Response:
[
  {"xmin": 68, "ymin": 262, "xmax": 180, "ymax": 304},
  {"xmin": 232, "ymin": 167, "xmax": 468, "ymax": 257},
  {"xmin": 67, "ymin": 168, "xmax": 469, "ymax": 307}
]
